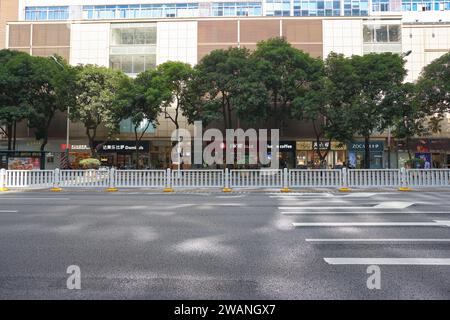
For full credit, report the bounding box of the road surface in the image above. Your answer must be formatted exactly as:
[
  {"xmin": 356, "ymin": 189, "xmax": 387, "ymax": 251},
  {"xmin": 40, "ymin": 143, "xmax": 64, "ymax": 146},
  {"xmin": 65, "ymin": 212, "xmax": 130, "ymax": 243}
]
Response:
[{"xmin": 1, "ymin": 190, "xmax": 450, "ymax": 299}]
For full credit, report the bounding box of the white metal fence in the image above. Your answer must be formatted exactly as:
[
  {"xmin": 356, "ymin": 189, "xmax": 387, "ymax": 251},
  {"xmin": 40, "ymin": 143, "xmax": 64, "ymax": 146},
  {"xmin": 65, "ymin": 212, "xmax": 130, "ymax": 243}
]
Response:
[
  {"xmin": 406, "ymin": 169, "xmax": 450, "ymax": 187},
  {"xmin": 170, "ymin": 169, "xmax": 223, "ymax": 188},
  {"xmin": 230, "ymin": 169, "xmax": 283, "ymax": 188},
  {"xmin": 5, "ymin": 170, "xmax": 54, "ymax": 188},
  {"xmin": 1, "ymin": 168, "xmax": 450, "ymax": 190},
  {"xmin": 59, "ymin": 170, "xmax": 110, "ymax": 188},
  {"xmin": 347, "ymin": 169, "xmax": 401, "ymax": 188},
  {"xmin": 289, "ymin": 169, "xmax": 341, "ymax": 187},
  {"xmin": 115, "ymin": 170, "xmax": 166, "ymax": 188}
]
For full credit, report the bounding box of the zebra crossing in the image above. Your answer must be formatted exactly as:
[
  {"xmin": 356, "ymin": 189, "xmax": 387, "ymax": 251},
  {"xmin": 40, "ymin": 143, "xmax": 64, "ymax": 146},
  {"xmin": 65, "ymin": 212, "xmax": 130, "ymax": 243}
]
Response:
[{"xmin": 272, "ymin": 192, "xmax": 450, "ymax": 267}]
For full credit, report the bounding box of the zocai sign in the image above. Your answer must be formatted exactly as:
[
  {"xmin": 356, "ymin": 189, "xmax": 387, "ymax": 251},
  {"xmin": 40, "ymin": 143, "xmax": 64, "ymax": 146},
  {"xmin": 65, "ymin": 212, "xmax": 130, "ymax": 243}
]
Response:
[
  {"xmin": 348, "ymin": 141, "xmax": 384, "ymax": 152},
  {"xmin": 94, "ymin": 141, "xmax": 150, "ymax": 153}
]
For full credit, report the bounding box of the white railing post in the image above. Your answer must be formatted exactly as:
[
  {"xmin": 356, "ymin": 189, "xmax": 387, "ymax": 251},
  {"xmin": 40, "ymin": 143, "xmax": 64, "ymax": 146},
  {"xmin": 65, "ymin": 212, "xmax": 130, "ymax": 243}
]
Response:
[
  {"xmin": 51, "ymin": 168, "xmax": 62, "ymax": 192},
  {"xmin": 0, "ymin": 169, "xmax": 8, "ymax": 191},
  {"xmin": 339, "ymin": 167, "xmax": 350, "ymax": 192},
  {"xmin": 164, "ymin": 168, "xmax": 174, "ymax": 192},
  {"xmin": 106, "ymin": 168, "xmax": 118, "ymax": 192},
  {"xmin": 399, "ymin": 167, "xmax": 411, "ymax": 191},
  {"xmin": 281, "ymin": 167, "xmax": 290, "ymax": 192},
  {"xmin": 223, "ymin": 168, "xmax": 232, "ymax": 192}
]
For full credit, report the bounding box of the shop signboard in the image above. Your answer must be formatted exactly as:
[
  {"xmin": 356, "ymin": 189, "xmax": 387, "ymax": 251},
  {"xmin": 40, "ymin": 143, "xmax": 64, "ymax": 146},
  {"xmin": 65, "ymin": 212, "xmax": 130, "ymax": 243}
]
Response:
[
  {"xmin": 94, "ymin": 141, "xmax": 150, "ymax": 153},
  {"xmin": 348, "ymin": 141, "xmax": 384, "ymax": 152},
  {"xmin": 8, "ymin": 157, "xmax": 40, "ymax": 170}
]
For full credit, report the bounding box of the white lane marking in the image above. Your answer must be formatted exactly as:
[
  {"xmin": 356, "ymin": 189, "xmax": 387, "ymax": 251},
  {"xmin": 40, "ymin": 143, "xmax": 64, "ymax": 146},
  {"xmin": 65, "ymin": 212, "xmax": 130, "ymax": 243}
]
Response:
[
  {"xmin": 282, "ymin": 211, "xmax": 450, "ymax": 215},
  {"xmin": 324, "ymin": 258, "xmax": 450, "ymax": 265},
  {"xmin": 292, "ymin": 221, "xmax": 450, "ymax": 227},
  {"xmin": 165, "ymin": 204, "xmax": 195, "ymax": 209},
  {"xmin": 374, "ymin": 202, "xmax": 415, "ymax": 209},
  {"xmin": 306, "ymin": 238, "xmax": 450, "ymax": 243},
  {"xmin": 0, "ymin": 197, "xmax": 70, "ymax": 200},
  {"xmin": 280, "ymin": 201, "xmax": 414, "ymax": 211},
  {"xmin": 0, "ymin": 210, "xmax": 18, "ymax": 213}
]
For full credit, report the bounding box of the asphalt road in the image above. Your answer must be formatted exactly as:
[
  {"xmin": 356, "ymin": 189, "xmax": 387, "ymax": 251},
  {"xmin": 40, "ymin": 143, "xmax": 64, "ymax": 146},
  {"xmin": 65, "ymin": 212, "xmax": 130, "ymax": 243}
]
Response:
[{"xmin": 1, "ymin": 189, "xmax": 450, "ymax": 299}]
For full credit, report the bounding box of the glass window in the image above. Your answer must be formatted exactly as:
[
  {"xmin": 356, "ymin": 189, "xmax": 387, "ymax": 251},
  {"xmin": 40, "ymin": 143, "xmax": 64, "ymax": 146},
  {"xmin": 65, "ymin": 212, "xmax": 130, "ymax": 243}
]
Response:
[
  {"xmin": 25, "ymin": 6, "xmax": 69, "ymax": 21},
  {"xmin": 82, "ymin": 4, "xmax": 200, "ymax": 20},
  {"xmin": 375, "ymin": 25, "xmax": 388, "ymax": 42},
  {"xmin": 363, "ymin": 25, "xmax": 374, "ymax": 42},
  {"xmin": 388, "ymin": 25, "xmax": 401, "ymax": 42}
]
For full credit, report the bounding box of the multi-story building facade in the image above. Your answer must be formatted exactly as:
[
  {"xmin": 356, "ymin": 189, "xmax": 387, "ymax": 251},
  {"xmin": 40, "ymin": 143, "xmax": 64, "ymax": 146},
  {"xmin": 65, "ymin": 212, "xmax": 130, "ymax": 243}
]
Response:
[{"xmin": 1, "ymin": 0, "xmax": 450, "ymax": 169}]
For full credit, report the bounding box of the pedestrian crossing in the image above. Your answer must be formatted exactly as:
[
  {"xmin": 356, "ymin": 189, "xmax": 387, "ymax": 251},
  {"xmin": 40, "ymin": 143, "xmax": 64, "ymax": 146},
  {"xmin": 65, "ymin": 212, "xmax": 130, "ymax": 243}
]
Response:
[{"xmin": 273, "ymin": 192, "xmax": 450, "ymax": 267}]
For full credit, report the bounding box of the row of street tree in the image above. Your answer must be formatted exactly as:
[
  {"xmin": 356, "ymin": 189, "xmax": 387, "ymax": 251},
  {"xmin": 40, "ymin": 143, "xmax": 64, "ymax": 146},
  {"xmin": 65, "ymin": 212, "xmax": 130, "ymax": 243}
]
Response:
[{"xmin": 1, "ymin": 38, "xmax": 449, "ymax": 168}]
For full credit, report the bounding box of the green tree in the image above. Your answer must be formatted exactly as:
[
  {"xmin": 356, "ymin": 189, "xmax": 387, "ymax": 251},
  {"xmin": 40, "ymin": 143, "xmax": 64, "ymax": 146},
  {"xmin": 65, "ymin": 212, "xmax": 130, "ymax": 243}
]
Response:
[
  {"xmin": 27, "ymin": 55, "xmax": 78, "ymax": 151},
  {"xmin": 158, "ymin": 61, "xmax": 193, "ymax": 130},
  {"xmin": 347, "ymin": 53, "xmax": 407, "ymax": 168},
  {"xmin": 416, "ymin": 51, "xmax": 450, "ymax": 115},
  {"xmin": 293, "ymin": 53, "xmax": 356, "ymax": 167},
  {"xmin": 114, "ymin": 69, "xmax": 171, "ymax": 168},
  {"xmin": 186, "ymin": 47, "xmax": 269, "ymax": 131},
  {"xmin": 253, "ymin": 37, "xmax": 322, "ymax": 133},
  {"xmin": 72, "ymin": 65, "xmax": 127, "ymax": 155},
  {"xmin": 381, "ymin": 83, "xmax": 429, "ymax": 161},
  {"xmin": 0, "ymin": 50, "xmax": 34, "ymax": 150}
]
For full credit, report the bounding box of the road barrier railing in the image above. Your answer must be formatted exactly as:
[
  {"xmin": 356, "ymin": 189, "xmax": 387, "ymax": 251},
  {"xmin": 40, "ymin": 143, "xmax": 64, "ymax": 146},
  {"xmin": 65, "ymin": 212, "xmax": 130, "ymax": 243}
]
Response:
[
  {"xmin": 347, "ymin": 169, "xmax": 401, "ymax": 188},
  {"xmin": 406, "ymin": 169, "xmax": 450, "ymax": 187},
  {"xmin": 289, "ymin": 169, "xmax": 342, "ymax": 188},
  {"xmin": 170, "ymin": 169, "xmax": 224, "ymax": 188},
  {"xmin": 1, "ymin": 168, "xmax": 450, "ymax": 191},
  {"xmin": 4, "ymin": 169, "xmax": 54, "ymax": 189},
  {"xmin": 230, "ymin": 169, "xmax": 283, "ymax": 188}
]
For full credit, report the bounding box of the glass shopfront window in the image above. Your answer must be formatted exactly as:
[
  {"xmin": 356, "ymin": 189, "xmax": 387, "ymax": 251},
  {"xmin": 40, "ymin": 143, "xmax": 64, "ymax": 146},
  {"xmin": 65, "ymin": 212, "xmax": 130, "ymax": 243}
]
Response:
[
  {"xmin": 347, "ymin": 141, "xmax": 384, "ymax": 169},
  {"xmin": 296, "ymin": 141, "xmax": 346, "ymax": 169}
]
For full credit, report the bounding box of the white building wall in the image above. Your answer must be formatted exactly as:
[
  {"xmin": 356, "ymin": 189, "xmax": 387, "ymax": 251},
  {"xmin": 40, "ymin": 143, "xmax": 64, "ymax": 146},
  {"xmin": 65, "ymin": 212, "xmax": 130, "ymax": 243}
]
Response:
[
  {"xmin": 322, "ymin": 19, "xmax": 363, "ymax": 58},
  {"xmin": 156, "ymin": 21, "xmax": 197, "ymax": 66},
  {"xmin": 402, "ymin": 25, "xmax": 450, "ymax": 82},
  {"xmin": 70, "ymin": 23, "xmax": 110, "ymax": 67}
]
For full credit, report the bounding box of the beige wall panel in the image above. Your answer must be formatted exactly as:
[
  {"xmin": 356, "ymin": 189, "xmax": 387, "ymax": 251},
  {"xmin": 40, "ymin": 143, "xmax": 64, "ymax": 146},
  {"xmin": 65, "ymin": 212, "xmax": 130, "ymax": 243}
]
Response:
[
  {"xmin": 198, "ymin": 44, "xmax": 236, "ymax": 61},
  {"xmin": 198, "ymin": 20, "xmax": 238, "ymax": 44},
  {"xmin": 32, "ymin": 47, "xmax": 70, "ymax": 60},
  {"xmin": 32, "ymin": 24, "xmax": 71, "ymax": 47},
  {"xmin": 0, "ymin": 0, "xmax": 19, "ymax": 49},
  {"xmin": 283, "ymin": 20, "xmax": 323, "ymax": 43},
  {"xmin": 240, "ymin": 20, "xmax": 279, "ymax": 43},
  {"xmin": 292, "ymin": 44, "xmax": 323, "ymax": 57},
  {"xmin": 8, "ymin": 24, "xmax": 31, "ymax": 47}
]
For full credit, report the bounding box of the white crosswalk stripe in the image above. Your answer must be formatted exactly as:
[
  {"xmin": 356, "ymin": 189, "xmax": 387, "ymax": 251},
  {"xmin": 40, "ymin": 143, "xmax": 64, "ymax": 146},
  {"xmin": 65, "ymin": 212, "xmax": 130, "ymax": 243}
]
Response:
[{"xmin": 275, "ymin": 192, "xmax": 450, "ymax": 268}]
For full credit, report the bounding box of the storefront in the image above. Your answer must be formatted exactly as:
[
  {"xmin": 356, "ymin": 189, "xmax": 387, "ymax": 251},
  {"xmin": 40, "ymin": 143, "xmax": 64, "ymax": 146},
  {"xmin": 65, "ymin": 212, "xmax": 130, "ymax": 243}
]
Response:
[
  {"xmin": 94, "ymin": 140, "xmax": 150, "ymax": 169},
  {"xmin": 348, "ymin": 141, "xmax": 384, "ymax": 169},
  {"xmin": 267, "ymin": 141, "xmax": 296, "ymax": 168},
  {"xmin": 0, "ymin": 151, "xmax": 49, "ymax": 170},
  {"xmin": 296, "ymin": 141, "xmax": 346, "ymax": 169},
  {"xmin": 397, "ymin": 139, "xmax": 450, "ymax": 168}
]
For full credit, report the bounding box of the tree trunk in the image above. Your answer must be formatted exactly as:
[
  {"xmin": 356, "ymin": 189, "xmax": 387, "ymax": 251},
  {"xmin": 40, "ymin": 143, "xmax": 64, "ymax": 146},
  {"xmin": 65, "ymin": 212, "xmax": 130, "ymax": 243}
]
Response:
[
  {"xmin": 134, "ymin": 128, "xmax": 140, "ymax": 169},
  {"xmin": 364, "ymin": 136, "xmax": 370, "ymax": 169},
  {"xmin": 7, "ymin": 125, "xmax": 12, "ymax": 151},
  {"xmin": 12, "ymin": 121, "xmax": 17, "ymax": 151}
]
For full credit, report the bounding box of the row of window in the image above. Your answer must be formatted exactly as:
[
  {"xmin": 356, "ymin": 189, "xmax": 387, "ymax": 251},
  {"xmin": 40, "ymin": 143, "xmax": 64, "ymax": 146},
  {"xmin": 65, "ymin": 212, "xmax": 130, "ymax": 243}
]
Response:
[
  {"xmin": 23, "ymin": 1, "xmax": 450, "ymax": 21},
  {"xmin": 83, "ymin": 4, "xmax": 200, "ymax": 19},
  {"xmin": 25, "ymin": 6, "xmax": 69, "ymax": 21},
  {"xmin": 212, "ymin": 2, "xmax": 262, "ymax": 16},
  {"xmin": 372, "ymin": 0, "xmax": 450, "ymax": 12},
  {"xmin": 363, "ymin": 24, "xmax": 401, "ymax": 43}
]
